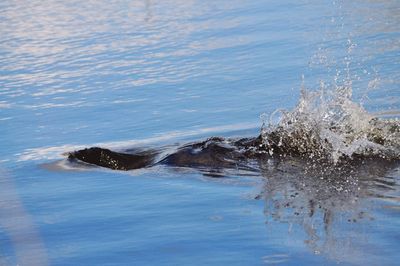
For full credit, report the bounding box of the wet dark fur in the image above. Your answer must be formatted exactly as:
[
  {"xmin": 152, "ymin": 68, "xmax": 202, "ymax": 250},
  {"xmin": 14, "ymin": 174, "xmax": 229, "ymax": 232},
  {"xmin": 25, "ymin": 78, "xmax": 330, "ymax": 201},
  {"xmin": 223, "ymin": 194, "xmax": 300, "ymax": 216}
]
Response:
[
  {"xmin": 68, "ymin": 134, "xmax": 399, "ymax": 172},
  {"xmin": 68, "ymin": 136, "xmax": 266, "ymax": 171}
]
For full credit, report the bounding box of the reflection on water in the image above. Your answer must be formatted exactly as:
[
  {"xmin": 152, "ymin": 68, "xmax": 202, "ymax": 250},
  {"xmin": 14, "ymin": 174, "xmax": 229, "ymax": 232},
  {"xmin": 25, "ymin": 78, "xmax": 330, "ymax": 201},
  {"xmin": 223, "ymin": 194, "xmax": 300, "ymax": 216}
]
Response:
[
  {"xmin": 2, "ymin": 0, "xmax": 398, "ymax": 104},
  {"xmin": 0, "ymin": 169, "xmax": 48, "ymax": 266},
  {"xmin": 259, "ymin": 157, "xmax": 400, "ymax": 263},
  {"xmin": 0, "ymin": 0, "xmax": 255, "ymax": 98},
  {"xmin": 1, "ymin": 0, "xmax": 399, "ymax": 265}
]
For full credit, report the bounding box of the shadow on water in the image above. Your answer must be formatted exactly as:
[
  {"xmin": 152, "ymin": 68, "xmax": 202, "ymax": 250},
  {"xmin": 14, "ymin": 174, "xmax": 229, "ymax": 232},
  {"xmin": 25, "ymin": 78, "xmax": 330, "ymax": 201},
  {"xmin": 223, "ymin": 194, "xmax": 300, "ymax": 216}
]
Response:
[
  {"xmin": 0, "ymin": 169, "xmax": 49, "ymax": 266},
  {"xmin": 258, "ymin": 156, "xmax": 400, "ymax": 262}
]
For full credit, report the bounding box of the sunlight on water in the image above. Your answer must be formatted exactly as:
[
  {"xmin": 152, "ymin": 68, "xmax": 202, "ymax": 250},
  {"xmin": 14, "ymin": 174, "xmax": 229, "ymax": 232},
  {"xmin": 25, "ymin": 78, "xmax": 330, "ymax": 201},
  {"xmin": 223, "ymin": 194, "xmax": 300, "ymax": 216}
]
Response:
[{"xmin": 0, "ymin": 0, "xmax": 399, "ymax": 265}]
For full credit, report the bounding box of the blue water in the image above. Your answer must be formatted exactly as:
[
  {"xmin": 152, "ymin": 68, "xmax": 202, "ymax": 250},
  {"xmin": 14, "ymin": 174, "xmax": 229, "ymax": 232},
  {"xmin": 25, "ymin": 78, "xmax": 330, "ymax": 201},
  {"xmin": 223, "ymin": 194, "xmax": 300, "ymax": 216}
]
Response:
[{"xmin": 1, "ymin": 0, "xmax": 399, "ymax": 265}]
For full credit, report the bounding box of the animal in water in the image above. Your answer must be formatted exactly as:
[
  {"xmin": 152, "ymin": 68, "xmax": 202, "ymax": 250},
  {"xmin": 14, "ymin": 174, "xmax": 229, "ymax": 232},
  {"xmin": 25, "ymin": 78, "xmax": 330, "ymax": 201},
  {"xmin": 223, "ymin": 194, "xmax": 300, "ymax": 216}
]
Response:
[
  {"xmin": 68, "ymin": 89, "xmax": 400, "ymax": 173},
  {"xmin": 68, "ymin": 136, "xmax": 266, "ymax": 171},
  {"xmin": 68, "ymin": 122, "xmax": 399, "ymax": 173}
]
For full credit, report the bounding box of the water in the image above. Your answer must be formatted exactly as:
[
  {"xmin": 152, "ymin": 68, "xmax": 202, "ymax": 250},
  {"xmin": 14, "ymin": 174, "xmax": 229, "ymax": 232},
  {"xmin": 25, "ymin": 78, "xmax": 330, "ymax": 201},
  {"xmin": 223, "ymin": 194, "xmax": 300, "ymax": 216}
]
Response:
[{"xmin": 1, "ymin": 0, "xmax": 399, "ymax": 265}]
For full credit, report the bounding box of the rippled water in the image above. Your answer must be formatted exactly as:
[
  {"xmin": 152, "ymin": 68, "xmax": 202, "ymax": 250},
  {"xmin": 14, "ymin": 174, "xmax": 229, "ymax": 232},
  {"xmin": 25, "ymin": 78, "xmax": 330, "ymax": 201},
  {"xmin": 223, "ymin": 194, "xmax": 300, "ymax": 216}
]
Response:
[{"xmin": 1, "ymin": 0, "xmax": 399, "ymax": 265}]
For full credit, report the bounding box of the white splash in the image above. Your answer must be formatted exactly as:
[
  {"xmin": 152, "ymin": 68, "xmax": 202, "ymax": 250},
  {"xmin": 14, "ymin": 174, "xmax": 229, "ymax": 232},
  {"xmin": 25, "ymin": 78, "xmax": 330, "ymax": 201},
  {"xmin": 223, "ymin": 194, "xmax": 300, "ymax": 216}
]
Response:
[{"xmin": 261, "ymin": 86, "xmax": 399, "ymax": 163}]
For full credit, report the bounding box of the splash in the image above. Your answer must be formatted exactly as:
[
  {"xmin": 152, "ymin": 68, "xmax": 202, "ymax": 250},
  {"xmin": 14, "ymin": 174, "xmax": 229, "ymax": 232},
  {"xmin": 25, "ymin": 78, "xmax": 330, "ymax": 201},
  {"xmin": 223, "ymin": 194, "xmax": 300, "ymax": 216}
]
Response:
[{"xmin": 261, "ymin": 86, "xmax": 400, "ymax": 163}]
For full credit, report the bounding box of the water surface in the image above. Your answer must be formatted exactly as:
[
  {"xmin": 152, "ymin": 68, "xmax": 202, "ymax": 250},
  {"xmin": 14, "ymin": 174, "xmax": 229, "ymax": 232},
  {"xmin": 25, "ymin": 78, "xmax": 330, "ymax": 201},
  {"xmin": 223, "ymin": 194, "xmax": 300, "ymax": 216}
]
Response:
[{"xmin": 1, "ymin": 0, "xmax": 399, "ymax": 265}]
